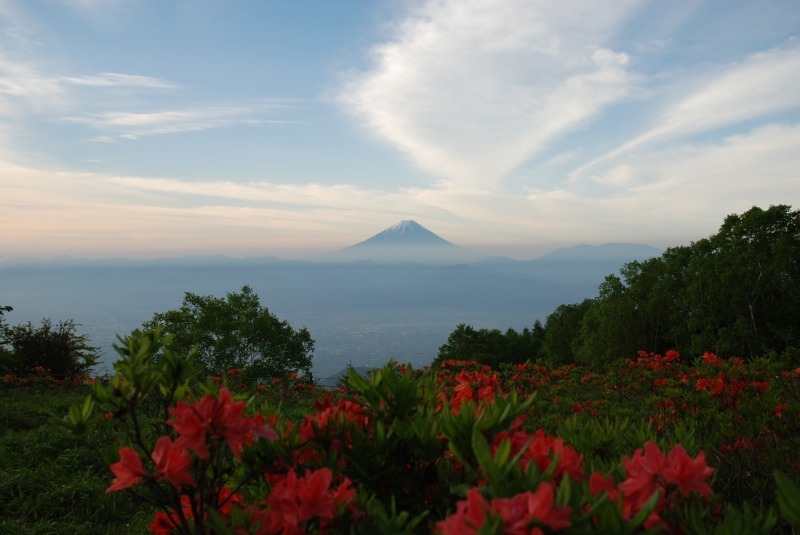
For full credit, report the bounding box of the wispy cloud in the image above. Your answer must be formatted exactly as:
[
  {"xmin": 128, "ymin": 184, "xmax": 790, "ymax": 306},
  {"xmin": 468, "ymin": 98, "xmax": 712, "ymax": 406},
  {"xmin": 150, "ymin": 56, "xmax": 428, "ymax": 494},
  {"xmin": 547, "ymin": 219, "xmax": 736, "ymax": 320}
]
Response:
[
  {"xmin": 572, "ymin": 41, "xmax": 800, "ymax": 179},
  {"xmin": 61, "ymin": 72, "xmax": 175, "ymax": 89},
  {"xmin": 0, "ymin": 54, "xmax": 65, "ymax": 113},
  {"xmin": 535, "ymin": 122, "xmax": 800, "ymax": 245},
  {"xmin": 0, "ymin": 51, "xmax": 297, "ymax": 144},
  {"xmin": 62, "ymin": 101, "xmax": 300, "ymax": 140},
  {"xmin": 339, "ymin": 0, "xmax": 644, "ymax": 185}
]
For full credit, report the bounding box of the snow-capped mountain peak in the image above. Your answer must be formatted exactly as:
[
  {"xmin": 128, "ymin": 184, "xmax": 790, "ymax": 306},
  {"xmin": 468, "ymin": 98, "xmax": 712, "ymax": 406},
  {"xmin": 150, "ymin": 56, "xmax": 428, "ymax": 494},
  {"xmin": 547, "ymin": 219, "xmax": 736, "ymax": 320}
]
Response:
[
  {"xmin": 356, "ymin": 220, "xmax": 453, "ymax": 246},
  {"xmin": 321, "ymin": 220, "xmax": 481, "ymax": 264}
]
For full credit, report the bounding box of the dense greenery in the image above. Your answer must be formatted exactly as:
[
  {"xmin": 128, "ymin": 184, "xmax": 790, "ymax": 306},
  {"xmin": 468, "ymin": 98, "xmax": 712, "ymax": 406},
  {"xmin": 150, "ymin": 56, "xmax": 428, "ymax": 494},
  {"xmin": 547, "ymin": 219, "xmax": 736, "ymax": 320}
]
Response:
[
  {"xmin": 141, "ymin": 285, "xmax": 314, "ymax": 380},
  {"xmin": 570, "ymin": 204, "xmax": 799, "ymax": 367},
  {"xmin": 23, "ymin": 336, "xmax": 800, "ymax": 533},
  {"xmin": 0, "ymin": 314, "xmax": 99, "ymax": 377},
  {"xmin": 442, "ymin": 205, "xmax": 800, "ymax": 369},
  {"xmin": 433, "ymin": 321, "xmax": 544, "ymax": 367}
]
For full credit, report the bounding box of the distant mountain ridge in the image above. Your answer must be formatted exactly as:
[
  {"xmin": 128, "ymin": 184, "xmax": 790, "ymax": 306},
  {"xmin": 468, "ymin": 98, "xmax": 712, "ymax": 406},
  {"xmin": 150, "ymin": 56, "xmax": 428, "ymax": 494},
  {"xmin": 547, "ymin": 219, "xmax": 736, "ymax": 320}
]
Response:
[
  {"xmin": 475, "ymin": 242, "xmax": 663, "ymax": 284},
  {"xmin": 534, "ymin": 243, "xmax": 663, "ymax": 262}
]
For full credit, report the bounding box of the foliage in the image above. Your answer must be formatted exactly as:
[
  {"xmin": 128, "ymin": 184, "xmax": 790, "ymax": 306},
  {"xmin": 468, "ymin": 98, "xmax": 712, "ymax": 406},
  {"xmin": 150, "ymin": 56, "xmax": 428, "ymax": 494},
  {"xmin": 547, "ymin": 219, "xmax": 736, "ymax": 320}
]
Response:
[
  {"xmin": 433, "ymin": 321, "xmax": 544, "ymax": 368},
  {"xmin": 42, "ymin": 333, "xmax": 800, "ymax": 533},
  {"xmin": 541, "ymin": 299, "xmax": 594, "ymax": 366},
  {"xmin": 141, "ymin": 285, "xmax": 314, "ymax": 380},
  {"xmin": 0, "ymin": 317, "xmax": 99, "ymax": 377}
]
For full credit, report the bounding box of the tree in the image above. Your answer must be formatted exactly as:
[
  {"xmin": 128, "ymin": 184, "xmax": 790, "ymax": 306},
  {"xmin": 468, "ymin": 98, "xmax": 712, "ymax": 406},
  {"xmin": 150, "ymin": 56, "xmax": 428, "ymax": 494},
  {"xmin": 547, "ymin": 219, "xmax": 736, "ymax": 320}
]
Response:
[
  {"xmin": 1, "ymin": 318, "xmax": 99, "ymax": 376},
  {"xmin": 0, "ymin": 305, "xmax": 12, "ymax": 367},
  {"xmin": 142, "ymin": 285, "xmax": 314, "ymax": 380},
  {"xmin": 682, "ymin": 205, "xmax": 800, "ymax": 358},
  {"xmin": 540, "ymin": 299, "xmax": 593, "ymax": 365}
]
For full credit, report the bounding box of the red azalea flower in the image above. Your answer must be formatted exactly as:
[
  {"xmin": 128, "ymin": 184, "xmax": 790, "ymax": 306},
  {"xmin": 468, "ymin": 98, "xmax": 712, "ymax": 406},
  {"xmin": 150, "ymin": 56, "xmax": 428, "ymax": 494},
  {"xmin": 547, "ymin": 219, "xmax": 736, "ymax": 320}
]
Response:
[
  {"xmin": 168, "ymin": 388, "xmax": 276, "ymax": 460},
  {"xmin": 302, "ymin": 469, "xmax": 341, "ymax": 520},
  {"xmin": 152, "ymin": 436, "xmax": 195, "ymax": 489},
  {"xmin": 491, "ymin": 429, "xmax": 584, "ymax": 483},
  {"xmin": 265, "ymin": 468, "xmax": 356, "ymax": 533},
  {"xmin": 494, "ymin": 483, "xmax": 572, "ymax": 533},
  {"xmin": 149, "ymin": 511, "xmax": 180, "ymax": 535},
  {"xmin": 169, "ymin": 397, "xmax": 212, "ymax": 459},
  {"xmin": 662, "ymin": 444, "xmax": 714, "ymax": 498},
  {"xmin": 619, "ymin": 441, "xmax": 667, "ymax": 510},
  {"xmin": 106, "ymin": 447, "xmax": 145, "ymax": 493},
  {"xmin": 436, "ymin": 487, "xmax": 490, "ymax": 535},
  {"xmin": 589, "ymin": 472, "xmax": 619, "ymax": 502},
  {"xmin": 216, "ymin": 486, "xmax": 245, "ymax": 517}
]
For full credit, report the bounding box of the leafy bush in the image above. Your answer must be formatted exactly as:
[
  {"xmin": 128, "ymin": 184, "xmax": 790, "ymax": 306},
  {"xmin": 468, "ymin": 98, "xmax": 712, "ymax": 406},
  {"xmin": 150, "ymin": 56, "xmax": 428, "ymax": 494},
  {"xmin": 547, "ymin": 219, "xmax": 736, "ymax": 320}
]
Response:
[
  {"xmin": 1, "ymin": 317, "xmax": 99, "ymax": 377},
  {"xmin": 51, "ymin": 333, "xmax": 800, "ymax": 533}
]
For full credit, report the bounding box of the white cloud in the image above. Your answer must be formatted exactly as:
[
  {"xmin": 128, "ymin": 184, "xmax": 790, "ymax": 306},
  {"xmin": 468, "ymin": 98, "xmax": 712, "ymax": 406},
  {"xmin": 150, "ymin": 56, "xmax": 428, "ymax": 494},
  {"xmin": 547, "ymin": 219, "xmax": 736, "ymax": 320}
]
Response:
[
  {"xmin": 0, "ymin": 54, "xmax": 65, "ymax": 113},
  {"xmin": 572, "ymin": 41, "xmax": 800, "ymax": 179},
  {"xmin": 536, "ymin": 122, "xmax": 800, "ymax": 245},
  {"xmin": 339, "ymin": 0, "xmax": 643, "ymax": 185},
  {"xmin": 662, "ymin": 43, "xmax": 800, "ymax": 132}
]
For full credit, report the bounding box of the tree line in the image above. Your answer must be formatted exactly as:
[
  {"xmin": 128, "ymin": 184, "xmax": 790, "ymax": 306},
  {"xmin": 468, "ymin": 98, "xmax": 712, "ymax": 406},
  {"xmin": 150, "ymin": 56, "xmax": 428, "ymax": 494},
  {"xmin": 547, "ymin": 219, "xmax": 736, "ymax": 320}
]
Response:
[{"xmin": 435, "ymin": 205, "xmax": 800, "ymax": 368}]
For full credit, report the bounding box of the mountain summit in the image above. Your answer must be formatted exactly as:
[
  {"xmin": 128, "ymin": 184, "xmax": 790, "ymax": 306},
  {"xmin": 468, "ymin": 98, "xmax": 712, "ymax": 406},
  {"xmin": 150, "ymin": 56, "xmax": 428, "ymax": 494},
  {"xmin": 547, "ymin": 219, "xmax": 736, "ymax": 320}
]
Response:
[
  {"xmin": 352, "ymin": 220, "xmax": 455, "ymax": 247},
  {"xmin": 325, "ymin": 220, "xmax": 481, "ymax": 264}
]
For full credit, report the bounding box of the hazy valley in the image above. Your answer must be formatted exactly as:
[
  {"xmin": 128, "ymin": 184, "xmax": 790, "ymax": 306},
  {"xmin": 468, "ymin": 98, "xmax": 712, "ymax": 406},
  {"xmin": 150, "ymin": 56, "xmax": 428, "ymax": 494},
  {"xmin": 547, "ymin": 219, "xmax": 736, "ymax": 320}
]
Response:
[{"xmin": 1, "ymin": 222, "xmax": 661, "ymax": 380}]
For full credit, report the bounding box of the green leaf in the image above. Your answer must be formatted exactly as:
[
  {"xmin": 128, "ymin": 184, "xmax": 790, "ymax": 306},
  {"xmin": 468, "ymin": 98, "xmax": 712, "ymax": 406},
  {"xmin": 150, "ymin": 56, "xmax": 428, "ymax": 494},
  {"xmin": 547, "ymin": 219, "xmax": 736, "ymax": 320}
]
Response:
[
  {"xmin": 629, "ymin": 490, "xmax": 660, "ymax": 530},
  {"xmin": 775, "ymin": 470, "xmax": 800, "ymax": 528},
  {"xmin": 471, "ymin": 428, "xmax": 491, "ymax": 467}
]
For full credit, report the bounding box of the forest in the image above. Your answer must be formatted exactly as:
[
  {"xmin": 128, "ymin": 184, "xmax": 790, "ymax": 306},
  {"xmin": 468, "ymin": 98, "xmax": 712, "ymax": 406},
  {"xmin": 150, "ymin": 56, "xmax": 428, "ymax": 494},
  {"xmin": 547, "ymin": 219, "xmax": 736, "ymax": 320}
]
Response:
[{"xmin": 436, "ymin": 205, "xmax": 799, "ymax": 370}]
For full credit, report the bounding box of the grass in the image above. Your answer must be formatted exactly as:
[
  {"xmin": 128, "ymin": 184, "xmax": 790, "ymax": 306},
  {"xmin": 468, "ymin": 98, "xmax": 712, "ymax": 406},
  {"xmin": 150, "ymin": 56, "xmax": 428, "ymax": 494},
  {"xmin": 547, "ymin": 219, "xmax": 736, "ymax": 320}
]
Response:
[
  {"xmin": 0, "ymin": 379, "xmax": 320, "ymax": 534},
  {"xmin": 0, "ymin": 386, "xmax": 154, "ymax": 534}
]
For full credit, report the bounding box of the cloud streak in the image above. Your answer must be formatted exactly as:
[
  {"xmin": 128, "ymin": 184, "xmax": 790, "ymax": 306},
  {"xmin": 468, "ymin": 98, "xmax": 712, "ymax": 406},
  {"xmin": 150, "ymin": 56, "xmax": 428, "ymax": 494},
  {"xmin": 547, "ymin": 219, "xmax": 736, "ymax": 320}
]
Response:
[
  {"xmin": 61, "ymin": 72, "xmax": 175, "ymax": 89},
  {"xmin": 62, "ymin": 104, "xmax": 296, "ymax": 140}
]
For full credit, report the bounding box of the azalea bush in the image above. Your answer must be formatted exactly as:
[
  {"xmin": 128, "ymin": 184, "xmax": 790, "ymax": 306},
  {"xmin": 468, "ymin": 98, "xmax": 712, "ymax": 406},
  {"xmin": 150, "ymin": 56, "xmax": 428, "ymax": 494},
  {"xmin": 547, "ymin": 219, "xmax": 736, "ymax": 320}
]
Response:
[{"xmin": 59, "ymin": 330, "xmax": 800, "ymax": 533}]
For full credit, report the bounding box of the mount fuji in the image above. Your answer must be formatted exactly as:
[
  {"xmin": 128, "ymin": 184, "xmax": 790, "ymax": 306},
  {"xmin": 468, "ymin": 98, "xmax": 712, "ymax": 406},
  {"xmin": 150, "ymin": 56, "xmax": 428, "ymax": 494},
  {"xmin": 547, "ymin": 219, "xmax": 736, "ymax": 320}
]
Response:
[{"xmin": 324, "ymin": 220, "xmax": 482, "ymax": 264}]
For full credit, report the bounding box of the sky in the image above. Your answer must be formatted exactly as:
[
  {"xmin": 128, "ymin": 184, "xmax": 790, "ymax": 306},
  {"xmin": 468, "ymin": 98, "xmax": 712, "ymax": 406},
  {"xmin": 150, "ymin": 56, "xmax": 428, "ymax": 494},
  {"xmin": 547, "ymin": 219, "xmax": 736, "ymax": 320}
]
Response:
[{"xmin": 1, "ymin": 0, "xmax": 799, "ymax": 261}]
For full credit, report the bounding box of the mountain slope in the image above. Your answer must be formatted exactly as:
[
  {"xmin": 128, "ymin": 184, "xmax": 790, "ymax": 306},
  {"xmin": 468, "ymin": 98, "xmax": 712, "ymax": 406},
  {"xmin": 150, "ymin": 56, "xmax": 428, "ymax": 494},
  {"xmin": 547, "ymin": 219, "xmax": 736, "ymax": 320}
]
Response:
[
  {"xmin": 351, "ymin": 220, "xmax": 455, "ymax": 247},
  {"xmin": 324, "ymin": 220, "xmax": 481, "ymax": 264}
]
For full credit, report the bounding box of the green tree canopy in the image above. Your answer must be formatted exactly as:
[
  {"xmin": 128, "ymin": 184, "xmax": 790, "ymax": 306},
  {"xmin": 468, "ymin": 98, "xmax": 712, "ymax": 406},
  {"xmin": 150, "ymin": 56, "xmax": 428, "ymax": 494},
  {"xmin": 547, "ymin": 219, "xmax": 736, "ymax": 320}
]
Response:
[
  {"xmin": 142, "ymin": 285, "xmax": 314, "ymax": 380},
  {"xmin": 553, "ymin": 204, "xmax": 800, "ymax": 366},
  {"xmin": 541, "ymin": 299, "xmax": 593, "ymax": 365},
  {"xmin": 433, "ymin": 321, "xmax": 544, "ymax": 368}
]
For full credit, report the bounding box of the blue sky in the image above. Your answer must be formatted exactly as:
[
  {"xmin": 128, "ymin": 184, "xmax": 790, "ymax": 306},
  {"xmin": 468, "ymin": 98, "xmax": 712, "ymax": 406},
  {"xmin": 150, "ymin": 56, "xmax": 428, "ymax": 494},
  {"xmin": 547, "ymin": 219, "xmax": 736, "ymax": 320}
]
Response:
[{"xmin": 1, "ymin": 0, "xmax": 799, "ymax": 260}]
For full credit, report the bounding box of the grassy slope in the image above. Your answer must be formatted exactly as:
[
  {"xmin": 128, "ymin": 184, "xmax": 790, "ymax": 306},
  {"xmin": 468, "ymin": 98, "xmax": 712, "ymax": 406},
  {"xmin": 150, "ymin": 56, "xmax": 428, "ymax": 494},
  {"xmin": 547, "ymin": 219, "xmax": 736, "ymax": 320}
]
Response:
[{"xmin": 0, "ymin": 386, "xmax": 153, "ymax": 534}]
